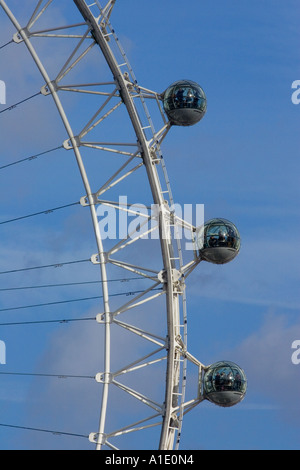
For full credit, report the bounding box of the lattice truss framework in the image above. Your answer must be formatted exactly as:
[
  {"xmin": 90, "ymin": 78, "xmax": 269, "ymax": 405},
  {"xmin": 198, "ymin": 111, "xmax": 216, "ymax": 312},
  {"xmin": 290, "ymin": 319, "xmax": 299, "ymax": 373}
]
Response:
[{"xmin": 0, "ymin": 0, "xmax": 206, "ymax": 450}]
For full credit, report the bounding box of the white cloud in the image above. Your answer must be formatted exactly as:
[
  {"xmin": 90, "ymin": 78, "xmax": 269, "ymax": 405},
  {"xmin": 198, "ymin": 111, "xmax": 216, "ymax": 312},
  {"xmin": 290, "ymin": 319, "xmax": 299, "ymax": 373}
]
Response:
[
  {"xmin": 223, "ymin": 312, "xmax": 300, "ymax": 423},
  {"xmin": 188, "ymin": 233, "xmax": 300, "ymax": 312}
]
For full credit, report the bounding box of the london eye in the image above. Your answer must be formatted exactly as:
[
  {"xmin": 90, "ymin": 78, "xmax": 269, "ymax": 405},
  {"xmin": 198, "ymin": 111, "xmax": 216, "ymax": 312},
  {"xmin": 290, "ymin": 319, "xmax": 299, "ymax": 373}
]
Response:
[{"xmin": 0, "ymin": 0, "xmax": 246, "ymax": 450}]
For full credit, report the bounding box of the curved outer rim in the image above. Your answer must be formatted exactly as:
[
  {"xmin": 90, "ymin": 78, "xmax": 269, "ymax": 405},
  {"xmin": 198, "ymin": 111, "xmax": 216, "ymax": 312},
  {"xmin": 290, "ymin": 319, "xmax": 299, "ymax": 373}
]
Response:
[
  {"xmin": 0, "ymin": 0, "xmax": 186, "ymax": 450},
  {"xmin": 0, "ymin": 0, "xmax": 113, "ymax": 448}
]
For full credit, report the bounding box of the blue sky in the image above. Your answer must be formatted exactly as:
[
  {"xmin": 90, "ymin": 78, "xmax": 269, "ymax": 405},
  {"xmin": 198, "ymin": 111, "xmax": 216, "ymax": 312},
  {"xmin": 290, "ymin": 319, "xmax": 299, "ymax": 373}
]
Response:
[{"xmin": 0, "ymin": 0, "xmax": 299, "ymax": 450}]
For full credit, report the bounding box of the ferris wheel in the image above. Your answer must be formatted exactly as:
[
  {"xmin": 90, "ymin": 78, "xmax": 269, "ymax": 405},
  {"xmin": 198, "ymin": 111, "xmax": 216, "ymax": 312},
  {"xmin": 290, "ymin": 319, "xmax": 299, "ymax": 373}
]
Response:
[{"xmin": 0, "ymin": 0, "xmax": 247, "ymax": 450}]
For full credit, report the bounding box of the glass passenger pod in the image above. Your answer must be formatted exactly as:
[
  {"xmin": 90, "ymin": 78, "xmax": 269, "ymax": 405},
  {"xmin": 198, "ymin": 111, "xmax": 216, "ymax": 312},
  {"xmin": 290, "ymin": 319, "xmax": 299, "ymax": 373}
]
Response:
[
  {"xmin": 196, "ymin": 218, "xmax": 240, "ymax": 264},
  {"xmin": 203, "ymin": 361, "xmax": 247, "ymax": 408},
  {"xmin": 163, "ymin": 80, "xmax": 207, "ymax": 126}
]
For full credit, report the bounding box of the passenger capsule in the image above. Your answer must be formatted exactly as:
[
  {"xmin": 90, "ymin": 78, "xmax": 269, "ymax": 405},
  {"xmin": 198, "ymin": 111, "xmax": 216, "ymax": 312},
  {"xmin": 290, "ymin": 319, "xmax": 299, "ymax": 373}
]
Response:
[
  {"xmin": 196, "ymin": 218, "xmax": 240, "ymax": 264},
  {"xmin": 163, "ymin": 80, "xmax": 207, "ymax": 126},
  {"xmin": 203, "ymin": 361, "xmax": 247, "ymax": 408}
]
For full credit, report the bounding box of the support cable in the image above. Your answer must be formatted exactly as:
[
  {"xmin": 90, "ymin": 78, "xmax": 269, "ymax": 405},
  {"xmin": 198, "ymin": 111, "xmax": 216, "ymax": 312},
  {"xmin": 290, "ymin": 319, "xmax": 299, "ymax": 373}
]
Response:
[
  {"xmin": 0, "ymin": 276, "xmax": 145, "ymax": 292},
  {"xmin": 0, "ymin": 371, "xmax": 94, "ymax": 379},
  {"xmin": 0, "ymin": 201, "xmax": 80, "ymax": 225},
  {"xmin": 0, "ymin": 91, "xmax": 42, "ymax": 115},
  {"xmin": 0, "ymin": 423, "xmax": 88, "ymax": 439},
  {"xmin": 0, "ymin": 317, "xmax": 95, "ymax": 327},
  {"xmin": 0, "ymin": 258, "xmax": 90, "ymax": 275},
  {"xmin": 0, "ymin": 39, "xmax": 13, "ymax": 50},
  {"xmin": 0, "ymin": 145, "xmax": 63, "ymax": 171},
  {"xmin": 0, "ymin": 288, "xmax": 163, "ymax": 313}
]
